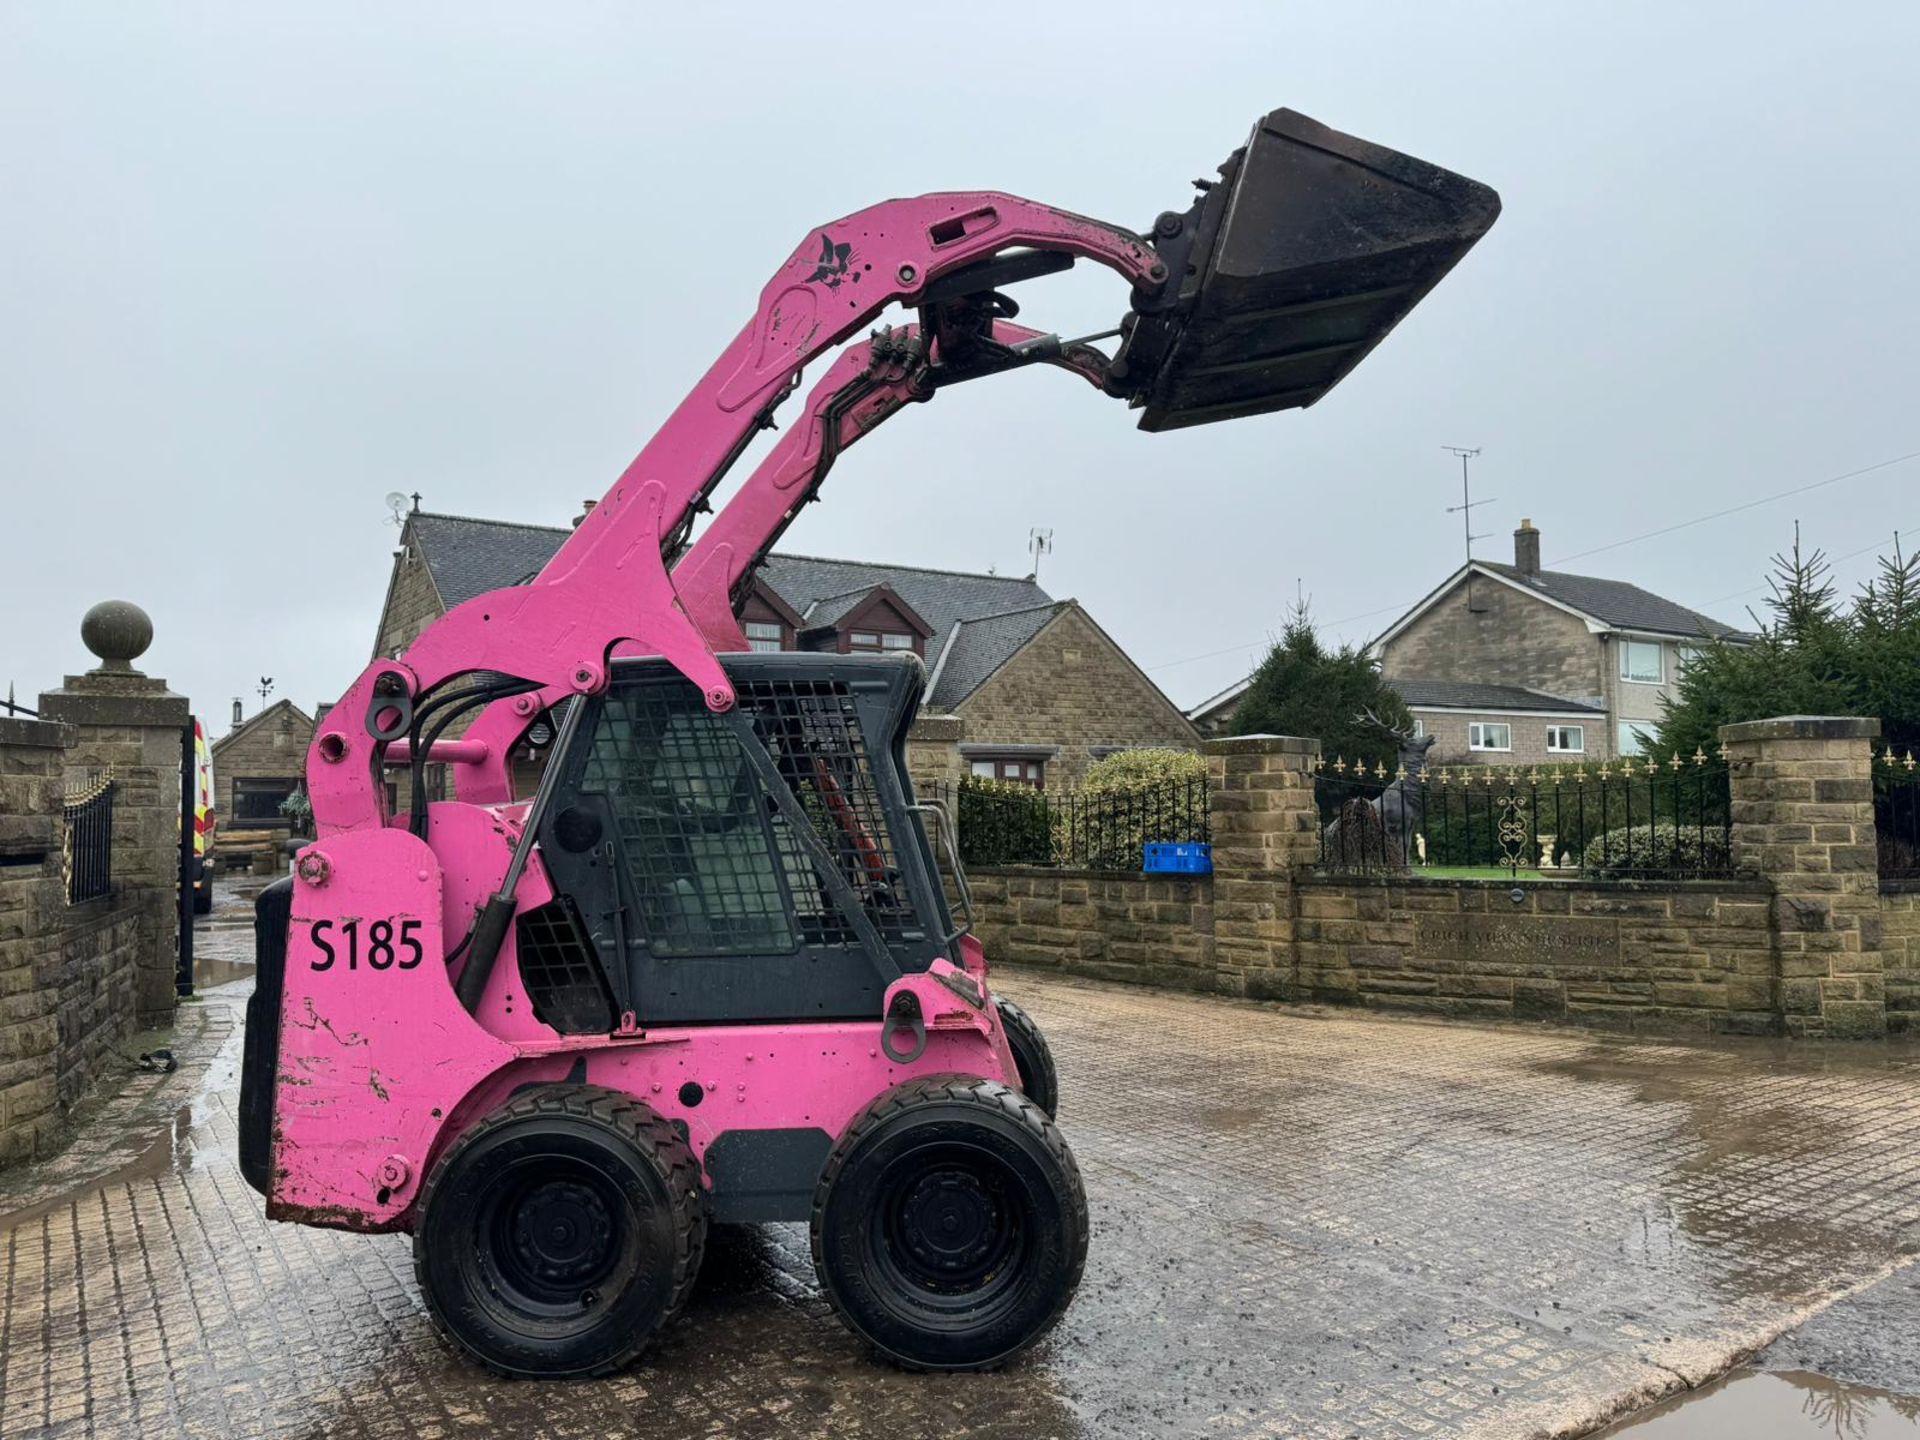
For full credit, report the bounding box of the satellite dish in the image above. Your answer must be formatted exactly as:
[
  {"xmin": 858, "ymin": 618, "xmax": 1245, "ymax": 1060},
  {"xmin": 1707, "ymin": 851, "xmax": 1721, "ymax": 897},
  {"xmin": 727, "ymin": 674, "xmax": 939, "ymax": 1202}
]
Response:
[{"xmin": 384, "ymin": 492, "xmax": 409, "ymax": 526}]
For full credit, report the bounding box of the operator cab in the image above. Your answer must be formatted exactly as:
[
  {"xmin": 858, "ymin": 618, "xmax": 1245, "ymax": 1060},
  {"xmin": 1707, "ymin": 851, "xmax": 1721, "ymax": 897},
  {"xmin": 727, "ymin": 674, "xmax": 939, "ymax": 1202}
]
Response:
[{"xmin": 526, "ymin": 651, "xmax": 956, "ymax": 1030}]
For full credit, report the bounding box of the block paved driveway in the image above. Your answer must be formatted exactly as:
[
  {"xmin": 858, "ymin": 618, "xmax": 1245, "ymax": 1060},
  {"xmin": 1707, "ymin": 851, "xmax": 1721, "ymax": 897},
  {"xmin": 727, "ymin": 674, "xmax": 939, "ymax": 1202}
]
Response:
[{"xmin": 6, "ymin": 899, "xmax": 1920, "ymax": 1439}]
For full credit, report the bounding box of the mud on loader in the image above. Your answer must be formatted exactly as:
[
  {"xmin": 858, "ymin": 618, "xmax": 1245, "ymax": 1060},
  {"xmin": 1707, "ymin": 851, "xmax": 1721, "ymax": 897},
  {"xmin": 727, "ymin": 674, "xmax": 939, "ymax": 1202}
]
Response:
[{"xmin": 239, "ymin": 108, "xmax": 1497, "ymax": 1378}]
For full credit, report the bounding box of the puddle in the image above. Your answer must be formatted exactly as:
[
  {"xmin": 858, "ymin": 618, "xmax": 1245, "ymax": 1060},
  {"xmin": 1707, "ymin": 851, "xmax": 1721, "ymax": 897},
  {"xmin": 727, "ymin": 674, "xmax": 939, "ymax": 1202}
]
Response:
[{"xmin": 1600, "ymin": 1370, "xmax": 1920, "ymax": 1436}]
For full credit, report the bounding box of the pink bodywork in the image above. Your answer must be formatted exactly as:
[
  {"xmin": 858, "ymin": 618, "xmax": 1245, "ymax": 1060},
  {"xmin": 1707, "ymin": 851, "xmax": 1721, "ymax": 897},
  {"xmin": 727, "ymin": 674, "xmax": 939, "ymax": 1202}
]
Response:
[
  {"xmin": 270, "ymin": 191, "xmax": 1139, "ymax": 1229},
  {"xmin": 273, "ymin": 818, "xmax": 1014, "ymax": 1229}
]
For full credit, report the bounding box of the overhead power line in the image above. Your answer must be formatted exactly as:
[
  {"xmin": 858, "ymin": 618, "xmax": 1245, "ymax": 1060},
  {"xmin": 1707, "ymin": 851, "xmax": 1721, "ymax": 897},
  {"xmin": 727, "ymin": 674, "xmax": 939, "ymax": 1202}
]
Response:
[
  {"xmin": 1554, "ymin": 450, "xmax": 1920, "ymax": 565},
  {"xmin": 1143, "ymin": 446, "xmax": 1920, "ymax": 674}
]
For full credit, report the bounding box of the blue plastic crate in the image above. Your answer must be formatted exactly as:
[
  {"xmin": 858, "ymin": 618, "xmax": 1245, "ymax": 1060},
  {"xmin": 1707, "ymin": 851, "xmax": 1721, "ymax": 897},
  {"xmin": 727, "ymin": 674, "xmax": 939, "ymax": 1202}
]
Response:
[{"xmin": 1143, "ymin": 842, "xmax": 1212, "ymax": 875}]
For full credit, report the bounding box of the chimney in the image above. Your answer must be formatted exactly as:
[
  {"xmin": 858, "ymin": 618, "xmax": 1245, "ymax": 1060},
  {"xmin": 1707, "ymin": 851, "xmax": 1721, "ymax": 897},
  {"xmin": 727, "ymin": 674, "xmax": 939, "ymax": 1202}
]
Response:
[
  {"xmin": 572, "ymin": 498, "xmax": 598, "ymax": 529},
  {"xmin": 1514, "ymin": 518, "xmax": 1541, "ymax": 576}
]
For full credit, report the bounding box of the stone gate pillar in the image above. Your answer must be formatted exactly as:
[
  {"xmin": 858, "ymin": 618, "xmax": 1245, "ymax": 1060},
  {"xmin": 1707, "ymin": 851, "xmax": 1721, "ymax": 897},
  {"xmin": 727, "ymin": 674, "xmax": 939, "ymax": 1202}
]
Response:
[
  {"xmin": 1722, "ymin": 715, "xmax": 1885, "ymax": 1038},
  {"xmin": 39, "ymin": 602, "xmax": 190, "ymax": 1028},
  {"xmin": 1205, "ymin": 734, "xmax": 1320, "ymax": 999}
]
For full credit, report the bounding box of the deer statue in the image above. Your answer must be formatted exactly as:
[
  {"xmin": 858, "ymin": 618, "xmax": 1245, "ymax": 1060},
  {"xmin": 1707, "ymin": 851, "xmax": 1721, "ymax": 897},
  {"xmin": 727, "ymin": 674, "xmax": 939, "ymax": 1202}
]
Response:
[{"xmin": 1322, "ymin": 707, "xmax": 1439, "ymax": 868}]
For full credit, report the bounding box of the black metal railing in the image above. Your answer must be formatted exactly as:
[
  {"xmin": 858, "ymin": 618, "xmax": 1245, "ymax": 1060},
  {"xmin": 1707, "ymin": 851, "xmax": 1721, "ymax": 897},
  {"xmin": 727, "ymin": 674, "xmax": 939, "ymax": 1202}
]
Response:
[
  {"xmin": 1314, "ymin": 751, "xmax": 1734, "ymax": 880},
  {"xmin": 63, "ymin": 770, "xmax": 115, "ymax": 903},
  {"xmin": 1877, "ymin": 747, "xmax": 1920, "ymax": 880},
  {"xmin": 945, "ymin": 776, "xmax": 1210, "ymax": 870}
]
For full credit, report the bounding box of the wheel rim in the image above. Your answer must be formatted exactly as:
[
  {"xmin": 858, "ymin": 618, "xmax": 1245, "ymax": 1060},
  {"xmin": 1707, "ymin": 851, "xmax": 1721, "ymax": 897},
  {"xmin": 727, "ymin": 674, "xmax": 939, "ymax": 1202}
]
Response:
[
  {"xmin": 475, "ymin": 1160, "xmax": 635, "ymax": 1321},
  {"xmin": 869, "ymin": 1144, "xmax": 1029, "ymax": 1317}
]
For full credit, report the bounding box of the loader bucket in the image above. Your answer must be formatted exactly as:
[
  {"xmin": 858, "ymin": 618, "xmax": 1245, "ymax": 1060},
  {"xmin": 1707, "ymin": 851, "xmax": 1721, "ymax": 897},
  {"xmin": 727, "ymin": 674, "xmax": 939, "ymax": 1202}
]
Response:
[{"xmin": 1120, "ymin": 108, "xmax": 1500, "ymax": 431}]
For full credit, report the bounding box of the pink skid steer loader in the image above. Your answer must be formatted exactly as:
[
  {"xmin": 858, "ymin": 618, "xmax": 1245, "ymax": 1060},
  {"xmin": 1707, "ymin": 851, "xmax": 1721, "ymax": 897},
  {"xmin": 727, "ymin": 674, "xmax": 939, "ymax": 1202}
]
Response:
[{"xmin": 239, "ymin": 108, "xmax": 1497, "ymax": 1378}]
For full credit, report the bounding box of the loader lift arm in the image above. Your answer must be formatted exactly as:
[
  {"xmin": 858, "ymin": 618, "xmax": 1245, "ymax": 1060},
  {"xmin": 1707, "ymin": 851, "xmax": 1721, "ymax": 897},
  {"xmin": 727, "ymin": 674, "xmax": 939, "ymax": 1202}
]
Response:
[
  {"xmin": 444, "ymin": 312, "xmax": 1109, "ymax": 807},
  {"xmin": 315, "ymin": 107, "xmax": 1500, "ymax": 837},
  {"xmin": 310, "ymin": 195, "xmax": 1165, "ymax": 836}
]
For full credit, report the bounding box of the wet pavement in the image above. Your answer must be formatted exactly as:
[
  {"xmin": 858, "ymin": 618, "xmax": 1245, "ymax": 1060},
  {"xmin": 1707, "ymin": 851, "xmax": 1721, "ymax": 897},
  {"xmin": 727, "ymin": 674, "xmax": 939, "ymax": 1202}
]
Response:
[{"xmin": 4, "ymin": 877, "xmax": 1920, "ymax": 1438}]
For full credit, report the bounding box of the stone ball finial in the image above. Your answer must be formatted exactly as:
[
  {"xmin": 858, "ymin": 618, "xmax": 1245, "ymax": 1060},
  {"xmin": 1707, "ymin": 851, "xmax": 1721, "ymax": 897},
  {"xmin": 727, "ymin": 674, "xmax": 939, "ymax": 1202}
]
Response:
[{"xmin": 81, "ymin": 599, "xmax": 153, "ymax": 673}]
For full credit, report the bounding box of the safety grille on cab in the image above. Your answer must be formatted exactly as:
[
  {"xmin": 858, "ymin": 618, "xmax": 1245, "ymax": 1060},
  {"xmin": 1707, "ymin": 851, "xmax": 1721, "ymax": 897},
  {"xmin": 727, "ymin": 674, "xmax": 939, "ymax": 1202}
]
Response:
[
  {"xmin": 515, "ymin": 896, "xmax": 614, "ymax": 1034},
  {"xmin": 579, "ymin": 674, "xmax": 919, "ymax": 959}
]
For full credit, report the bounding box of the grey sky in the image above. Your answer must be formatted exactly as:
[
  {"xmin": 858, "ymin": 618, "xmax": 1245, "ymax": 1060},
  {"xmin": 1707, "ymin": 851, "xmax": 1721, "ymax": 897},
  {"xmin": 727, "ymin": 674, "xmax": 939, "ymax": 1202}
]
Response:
[{"xmin": 5, "ymin": 3, "xmax": 1918, "ymax": 726}]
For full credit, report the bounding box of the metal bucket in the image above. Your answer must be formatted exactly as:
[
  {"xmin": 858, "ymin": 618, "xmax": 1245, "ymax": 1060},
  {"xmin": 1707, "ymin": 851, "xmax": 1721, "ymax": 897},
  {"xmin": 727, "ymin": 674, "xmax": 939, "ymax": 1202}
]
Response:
[{"xmin": 1116, "ymin": 108, "xmax": 1501, "ymax": 431}]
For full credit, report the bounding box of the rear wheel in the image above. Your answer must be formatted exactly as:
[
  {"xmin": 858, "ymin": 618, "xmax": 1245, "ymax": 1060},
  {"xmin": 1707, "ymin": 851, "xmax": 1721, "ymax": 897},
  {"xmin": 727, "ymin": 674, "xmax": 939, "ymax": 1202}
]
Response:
[
  {"xmin": 414, "ymin": 1085, "xmax": 706, "ymax": 1379},
  {"xmin": 811, "ymin": 1075, "xmax": 1086, "ymax": 1371},
  {"xmin": 994, "ymin": 996, "xmax": 1058, "ymax": 1119}
]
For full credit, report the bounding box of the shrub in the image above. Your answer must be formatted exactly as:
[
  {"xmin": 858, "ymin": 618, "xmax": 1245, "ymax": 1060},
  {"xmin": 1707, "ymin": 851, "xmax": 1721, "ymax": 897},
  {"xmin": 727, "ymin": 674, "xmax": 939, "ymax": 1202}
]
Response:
[
  {"xmin": 1081, "ymin": 747, "xmax": 1205, "ymax": 794},
  {"xmin": 956, "ymin": 776, "xmax": 1052, "ymax": 866},
  {"xmin": 1071, "ymin": 750, "xmax": 1208, "ymax": 870},
  {"xmin": 1580, "ymin": 822, "xmax": 1730, "ymax": 876}
]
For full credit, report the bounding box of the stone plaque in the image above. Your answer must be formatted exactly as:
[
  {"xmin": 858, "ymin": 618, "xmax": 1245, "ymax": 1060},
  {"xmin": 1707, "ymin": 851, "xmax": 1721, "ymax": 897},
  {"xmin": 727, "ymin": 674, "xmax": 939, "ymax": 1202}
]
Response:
[{"xmin": 1413, "ymin": 913, "xmax": 1620, "ymax": 966}]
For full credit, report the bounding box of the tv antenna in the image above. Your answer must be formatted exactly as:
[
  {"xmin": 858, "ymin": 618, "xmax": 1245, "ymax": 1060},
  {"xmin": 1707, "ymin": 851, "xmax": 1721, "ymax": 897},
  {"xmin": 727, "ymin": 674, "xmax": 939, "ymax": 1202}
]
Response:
[
  {"xmin": 1028, "ymin": 527, "xmax": 1054, "ymax": 582},
  {"xmin": 384, "ymin": 492, "xmax": 411, "ymax": 527},
  {"xmin": 1442, "ymin": 446, "xmax": 1495, "ymax": 612}
]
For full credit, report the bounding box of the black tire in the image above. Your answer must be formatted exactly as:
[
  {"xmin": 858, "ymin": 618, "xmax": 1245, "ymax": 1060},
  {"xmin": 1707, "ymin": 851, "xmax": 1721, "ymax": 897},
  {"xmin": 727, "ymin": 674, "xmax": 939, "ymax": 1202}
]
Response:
[
  {"xmin": 413, "ymin": 1084, "xmax": 706, "ymax": 1379},
  {"xmin": 810, "ymin": 1075, "xmax": 1087, "ymax": 1371},
  {"xmin": 994, "ymin": 996, "xmax": 1059, "ymax": 1119}
]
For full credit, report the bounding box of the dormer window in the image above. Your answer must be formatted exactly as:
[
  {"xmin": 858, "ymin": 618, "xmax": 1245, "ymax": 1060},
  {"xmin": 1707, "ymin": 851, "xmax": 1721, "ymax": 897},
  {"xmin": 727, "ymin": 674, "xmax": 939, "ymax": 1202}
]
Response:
[{"xmin": 744, "ymin": 621, "xmax": 785, "ymax": 653}]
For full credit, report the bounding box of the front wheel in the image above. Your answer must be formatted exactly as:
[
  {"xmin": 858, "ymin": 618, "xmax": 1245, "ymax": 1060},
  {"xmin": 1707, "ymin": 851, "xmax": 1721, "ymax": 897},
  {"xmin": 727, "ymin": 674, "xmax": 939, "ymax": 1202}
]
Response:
[
  {"xmin": 994, "ymin": 996, "xmax": 1059, "ymax": 1119},
  {"xmin": 811, "ymin": 1075, "xmax": 1087, "ymax": 1371},
  {"xmin": 413, "ymin": 1085, "xmax": 706, "ymax": 1379}
]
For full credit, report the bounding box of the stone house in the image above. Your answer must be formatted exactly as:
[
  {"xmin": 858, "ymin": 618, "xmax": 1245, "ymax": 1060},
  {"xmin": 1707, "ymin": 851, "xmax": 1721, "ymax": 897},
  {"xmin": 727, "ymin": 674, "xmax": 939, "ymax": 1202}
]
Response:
[
  {"xmin": 209, "ymin": 699, "xmax": 314, "ymax": 829},
  {"xmin": 371, "ymin": 509, "xmax": 1198, "ymax": 791},
  {"xmin": 1190, "ymin": 519, "xmax": 1743, "ymax": 764},
  {"xmin": 1371, "ymin": 519, "xmax": 1744, "ymax": 763}
]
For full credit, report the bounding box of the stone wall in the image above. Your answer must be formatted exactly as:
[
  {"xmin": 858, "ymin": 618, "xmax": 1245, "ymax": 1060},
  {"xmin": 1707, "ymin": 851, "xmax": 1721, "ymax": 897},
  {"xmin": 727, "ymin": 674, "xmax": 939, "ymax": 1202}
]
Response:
[
  {"xmin": 2, "ymin": 605, "xmax": 191, "ymax": 1165},
  {"xmin": 0, "ymin": 715, "xmax": 153, "ymax": 1164},
  {"xmin": 40, "ymin": 670, "xmax": 189, "ymax": 1026},
  {"xmin": 967, "ymin": 867, "xmax": 1215, "ymax": 992},
  {"xmin": 372, "ymin": 534, "xmax": 445, "ymax": 661},
  {"xmin": 0, "ymin": 717, "xmax": 72, "ymax": 1163},
  {"xmin": 1382, "ymin": 575, "xmax": 1605, "ymax": 717},
  {"xmin": 1407, "ymin": 706, "xmax": 1604, "ymax": 769},
  {"xmin": 1292, "ymin": 875, "xmax": 1774, "ymax": 1033},
  {"xmin": 954, "ymin": 604, "xmax": 1199, "ymax": 788},
  {"xmin": 54, "ymin": 901, "xmax": 144, "ymax": 1109},
  {"xmin": 958, "ymin": 718, "xmax": 1919, "ymax": 1041}
]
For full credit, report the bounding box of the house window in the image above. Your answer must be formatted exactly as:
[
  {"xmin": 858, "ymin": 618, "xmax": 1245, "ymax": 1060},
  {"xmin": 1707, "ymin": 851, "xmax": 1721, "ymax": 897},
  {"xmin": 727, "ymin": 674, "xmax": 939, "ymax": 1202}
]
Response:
[
  {"xmin": 1618, "ymin": 722, "xmax": 1648, "ymax": 757},
  {"xmin": 1619, "ymin": 639, "xmax": 1664, "ymax": 685},
  {"xmin": 1468, "ymin": 723, "xmax": 1511, "ymax": 752},
  {"xmin": 969, "ymin": 756, "xmax": 1046, "ymax": 788},
  {"xmin": 1545, "ymin": 725, "xmax": 1584, "ymax": 754},
  {"xmin": 743, "ymin": 620, "xmax": 784, "ymax": 653},
  {"xmin": 1411, "ymin": 717, "xmax": 1425, "ymax": 739},
  {"xmin": 848, "ymin": 630, "xmax": 915, "ymax": 653},
  {"xmin": 233, "ymin": 777, "xmax": 299, "ymax": 824}
]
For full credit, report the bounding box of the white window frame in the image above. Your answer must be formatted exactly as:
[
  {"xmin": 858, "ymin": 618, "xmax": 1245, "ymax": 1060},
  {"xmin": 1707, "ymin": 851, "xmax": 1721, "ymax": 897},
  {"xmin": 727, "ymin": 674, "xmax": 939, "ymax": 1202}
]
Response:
[
  {"xmin": 1468, "ymin": 722, "xmax": 1512, "ymax": 753},
  {"xmin": 1617, "ymin": 722, "xmax": 1647, "ymax": 757},
  {"xmin": 743, "ymin": 620, "xmax": 784, "ymax": 653},
  {"xmin": 1411, "ymin": 717, "xmax": 1426, "ymax": 739},
  {"xmin": 1618, "ymin": 639, "xmax": 1665, "ymax": 685},
  {"xmin": 1545, "ymin": 724, "xmax": 1584, "ymax": 754},
  {"xmin": 968, "ymin": 753, "xmax": 1046, "ymax": 788}
]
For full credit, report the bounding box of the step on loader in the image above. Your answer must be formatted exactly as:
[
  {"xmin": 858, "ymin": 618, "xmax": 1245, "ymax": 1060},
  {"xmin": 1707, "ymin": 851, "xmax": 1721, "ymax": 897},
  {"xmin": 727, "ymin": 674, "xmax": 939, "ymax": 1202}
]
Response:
[{"xmin": 238, "ymin": 107, "xmax": 1497, "ymax": 1379}]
